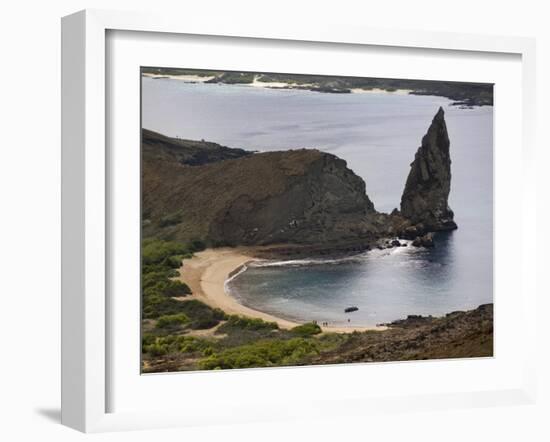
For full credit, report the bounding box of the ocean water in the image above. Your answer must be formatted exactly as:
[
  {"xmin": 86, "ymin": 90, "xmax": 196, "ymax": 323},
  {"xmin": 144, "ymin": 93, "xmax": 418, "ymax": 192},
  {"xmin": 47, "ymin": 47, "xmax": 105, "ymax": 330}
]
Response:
[{"xmin": 142, "ymin": 77, "xmax": 493, "ymax": 327}]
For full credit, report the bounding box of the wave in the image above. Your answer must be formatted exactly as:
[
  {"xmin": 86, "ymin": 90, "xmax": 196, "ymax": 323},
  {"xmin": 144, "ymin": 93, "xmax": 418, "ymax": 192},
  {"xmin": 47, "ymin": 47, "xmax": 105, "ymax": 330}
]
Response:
[
  {"xmin": 225, "ymin": 241, "xmax": 420, "ymax": 295},
  {"xmin": 248, "ymin": 241, "xmax": 414, "ymax": 269},
  {"xmin": 224, "ymin": 264, "xmax": 249, "ymax": 290},
  {"xmin": 249, "ymin": 254, "xmax": 367, "ymax": 268}
]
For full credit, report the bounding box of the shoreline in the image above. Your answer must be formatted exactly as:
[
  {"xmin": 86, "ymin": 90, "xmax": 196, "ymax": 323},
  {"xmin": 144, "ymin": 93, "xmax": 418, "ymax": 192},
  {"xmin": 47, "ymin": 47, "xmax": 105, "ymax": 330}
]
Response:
[
  {"xmin": 142, "ymin": 73, "xmax": 215, "ymax": 82},
  {"xmin": 179, "ymin": 248, "xmax": 385, "ymax": 333},
  {"xmin": 142, "ymin": 73, "xmax": 412, "ymax": 96}
]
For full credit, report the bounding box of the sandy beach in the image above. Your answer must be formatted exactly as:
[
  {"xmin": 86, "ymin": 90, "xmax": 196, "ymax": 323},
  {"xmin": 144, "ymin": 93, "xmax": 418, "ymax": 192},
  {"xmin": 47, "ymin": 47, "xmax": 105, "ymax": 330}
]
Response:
[{"xmin": 179, "ymin": 248, "xmax": 385, "ymax": 333}]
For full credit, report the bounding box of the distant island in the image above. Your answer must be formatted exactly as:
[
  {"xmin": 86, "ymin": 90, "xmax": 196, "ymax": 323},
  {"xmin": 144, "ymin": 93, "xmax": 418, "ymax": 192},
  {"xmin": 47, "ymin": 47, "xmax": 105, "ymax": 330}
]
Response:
[
  {"xmin": 142, "ymin": 67, "xmax": 493, "ymax": 107},
  {"xmin": 141, "ymin": 107, "xmax": 493, "ymax": 372}
]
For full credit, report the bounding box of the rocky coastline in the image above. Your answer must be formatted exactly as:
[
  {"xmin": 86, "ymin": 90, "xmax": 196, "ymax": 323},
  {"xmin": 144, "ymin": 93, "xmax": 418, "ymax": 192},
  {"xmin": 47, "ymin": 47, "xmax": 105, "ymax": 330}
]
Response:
[{"xmin": 310, "ymin": 303, "xmax": 493, "ymax": 365}]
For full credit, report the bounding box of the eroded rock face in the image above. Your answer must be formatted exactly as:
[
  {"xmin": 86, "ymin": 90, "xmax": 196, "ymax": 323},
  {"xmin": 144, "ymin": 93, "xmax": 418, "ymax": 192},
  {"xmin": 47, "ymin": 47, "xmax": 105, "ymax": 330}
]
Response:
[
  {"xmin": 207, "ymin": 150, "xmax": 379, "ymax": 246},
  {"xmin": 142, "ymin": 129, "xmax": 380, "ymax": 247},
  {"xmin": 400, "ymin": 107, "xmax": 457, "ymax": 231}
]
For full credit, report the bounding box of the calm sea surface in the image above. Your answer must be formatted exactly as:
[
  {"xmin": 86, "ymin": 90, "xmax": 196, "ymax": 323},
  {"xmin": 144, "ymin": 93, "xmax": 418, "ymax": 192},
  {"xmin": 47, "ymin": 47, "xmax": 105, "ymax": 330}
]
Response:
[{"xmin": 142, "ymin": 77, "xmax": 493, "ymax": 327}]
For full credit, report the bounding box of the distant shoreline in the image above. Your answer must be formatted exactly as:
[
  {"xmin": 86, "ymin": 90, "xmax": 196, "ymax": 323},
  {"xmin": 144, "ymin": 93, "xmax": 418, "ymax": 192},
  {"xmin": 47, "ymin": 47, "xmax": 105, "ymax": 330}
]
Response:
[
  {"xmin": 141, "ymin": 70, "xmax": 493, "ymax": 106},
  {"xmin": 178, "ymin": 247, "xmax": 386, "ymax": 333},
  {"xmin": 142, "ymin": 72, "xmax": 414, "ymax": 96},
  {"xmin": 142, "ymin": 73, "xmax": 215, "ymax": 82}
]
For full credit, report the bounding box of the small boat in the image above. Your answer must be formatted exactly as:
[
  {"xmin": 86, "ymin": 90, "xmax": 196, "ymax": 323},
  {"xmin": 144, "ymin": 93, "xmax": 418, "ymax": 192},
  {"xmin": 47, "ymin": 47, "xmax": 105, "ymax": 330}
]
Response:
[{"xmin": 344, "ymin": 306, "xmax": 359, "ymax": 313}]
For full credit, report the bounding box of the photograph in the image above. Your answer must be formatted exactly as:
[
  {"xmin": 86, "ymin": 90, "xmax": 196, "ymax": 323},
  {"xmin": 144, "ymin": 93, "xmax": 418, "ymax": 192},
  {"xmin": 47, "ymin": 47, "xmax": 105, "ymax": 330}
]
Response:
[{"xmin": 140, "ymin": 67, "xmax": 494, "ymax": 373}]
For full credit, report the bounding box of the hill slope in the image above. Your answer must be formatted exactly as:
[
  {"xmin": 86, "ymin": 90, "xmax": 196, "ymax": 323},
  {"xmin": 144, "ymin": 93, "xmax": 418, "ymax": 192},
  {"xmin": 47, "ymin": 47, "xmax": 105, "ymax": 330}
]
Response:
[{"xmin": 142, "ymin": 129, "xmax": 379, "ymax": 247}]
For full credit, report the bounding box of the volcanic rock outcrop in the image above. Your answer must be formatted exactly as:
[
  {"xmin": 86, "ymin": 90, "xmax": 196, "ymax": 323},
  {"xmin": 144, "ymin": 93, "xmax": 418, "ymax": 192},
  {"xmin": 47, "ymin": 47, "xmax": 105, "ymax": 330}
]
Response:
[
  {"xmin": 399, "ymin": 107, "xmax": 457, "ymax": 232},
  {"xmin": 142, "ymin": 129, "xmax": 379, "ymax": 248}
]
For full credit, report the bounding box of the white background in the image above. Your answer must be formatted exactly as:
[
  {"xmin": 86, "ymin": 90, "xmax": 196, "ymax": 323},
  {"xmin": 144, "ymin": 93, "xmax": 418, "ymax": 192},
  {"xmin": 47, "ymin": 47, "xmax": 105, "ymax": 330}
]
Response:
[{"xmin": 0, "ymin": 1, "xmax": 548, "ymax": 441}]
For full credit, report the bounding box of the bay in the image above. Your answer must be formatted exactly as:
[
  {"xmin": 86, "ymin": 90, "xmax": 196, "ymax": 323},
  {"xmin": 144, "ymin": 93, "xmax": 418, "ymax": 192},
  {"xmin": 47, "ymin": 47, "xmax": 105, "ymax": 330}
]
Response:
[{"xmin": 142, "ymin": 77, "xmax": 493, "ymax": 326}]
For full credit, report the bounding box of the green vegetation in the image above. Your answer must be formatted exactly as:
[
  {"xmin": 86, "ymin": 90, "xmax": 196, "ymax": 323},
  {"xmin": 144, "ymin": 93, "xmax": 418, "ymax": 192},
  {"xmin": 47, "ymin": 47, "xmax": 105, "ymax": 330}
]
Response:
[
  {"xmin": 175, "ymin": 299, "xmax": 227, "ymax": 329},
  {"xmin": 144, "ymin": 279, "xmax": 191, "ymax": 298},
  {"xmin": 156, "ymin": 313, "xmax": 189, "ymax": 330},
  {"xmin": 143, "ymin": 297, "xmax": 187, "ymax": 319},
  {"xmin": 218, "ymin": 315, "xmax": 279, "ymax": 332},
  {"xmin": 291, "ymin": 322, "xmax": 322, "ymax": 337},
  {"xmin": 143, "ymin": 297, "xmax": 226, "ymax": 328},
  {"xmin": 189, "ymin": 239, "xmax": 206, "ymax": 252},
  {"xmin": 142, "ymin": 334, "xmax": 215, "ymax": 357},
  {"xmin": 142, "ymin": 238, "xmax": 190, "ymax": 266},
  {"xmin": 199, "ymin": 338, "xmax": 320, "ymax": 370},
  {"xmin": 141, "ymin": 238, "xmax": 209, "ymax": 321}
]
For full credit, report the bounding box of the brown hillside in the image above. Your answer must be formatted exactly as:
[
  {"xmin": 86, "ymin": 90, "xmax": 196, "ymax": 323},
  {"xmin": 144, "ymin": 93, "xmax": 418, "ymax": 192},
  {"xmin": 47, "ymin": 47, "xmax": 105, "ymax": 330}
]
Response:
[{"xmin": 142, "ymin": 129, "xmax": 379, "ymax": 246}]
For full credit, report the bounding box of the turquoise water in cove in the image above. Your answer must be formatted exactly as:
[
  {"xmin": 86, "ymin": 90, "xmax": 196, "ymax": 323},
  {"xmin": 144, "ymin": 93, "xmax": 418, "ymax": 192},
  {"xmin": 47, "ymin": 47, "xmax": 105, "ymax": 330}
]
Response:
[{"xmin": 142, "ymin": 77, "xmax": 493, "ymax": 327}]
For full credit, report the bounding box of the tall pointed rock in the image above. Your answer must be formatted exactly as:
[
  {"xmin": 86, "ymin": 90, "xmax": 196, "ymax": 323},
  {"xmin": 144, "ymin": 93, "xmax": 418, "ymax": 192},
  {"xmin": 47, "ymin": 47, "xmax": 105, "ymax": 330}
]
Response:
[{"xmin": 400, "ymin": 107, "xmax": 457, "ymax": 231}]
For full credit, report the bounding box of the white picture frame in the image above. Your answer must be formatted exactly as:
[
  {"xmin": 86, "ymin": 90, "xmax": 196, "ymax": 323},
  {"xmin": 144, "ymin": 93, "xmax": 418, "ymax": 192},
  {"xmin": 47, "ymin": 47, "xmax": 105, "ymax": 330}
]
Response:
[{"xmin": 61, "ymin": 9, "xmax": 538, "ymax": 433}]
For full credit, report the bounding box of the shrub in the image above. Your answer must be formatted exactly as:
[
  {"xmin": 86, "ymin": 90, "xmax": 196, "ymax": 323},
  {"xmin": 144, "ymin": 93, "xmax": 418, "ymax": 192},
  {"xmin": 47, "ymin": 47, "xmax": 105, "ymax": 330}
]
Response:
[
  {"xmin": 193, "ymin": 318, "xmax": 220, "ymax": 330},
  {"xmin": 142, "ymin": 280, "xmax": 191, "ymax": 320},
  {"xmin": 218, "ymin": 315, "xmax": 279, "ymax": 333},
  {"xmin": 162, "ymin": 255, "xmax": 185, "ymax": 269},
  {"xmin": 141, "ymin": 238, "xmax": 214, "ymax": 324},
  {"xmin": 291, "ymin": 322, "xmax": 322, "ymax": 337},
  {"xmin": 189, "ymin": 239, "xmax": 206, "ymax": 252},
  {"xmin": 147, "ymin": 299, "xmax": 227, "ymax": 329},
  {"xmin": 142, "ymin": 263, "xmax": 179, "ymax": 276},
  {"xmin": 142, "ymin": 334, "xmax": 171, "ymax": 356},
  {"xmin": 144, "ymin": 341, "xmax": 169, "ymax": 357},
  {"xmin": 142, "ymin": 297, "xmax": 188, "ymax": 319},
  {"xmin": 156, "ymin": 313, "xmax": 189, "ymax": 329},
  {"xmin": 165, "ymin": 280, "xmax": 191, "ymax": 296},
  {"xmin": 144, "ymin": 279, "xmax": 191, "ymax": 298},
  {"xmin": 199, "ymin": 338, "xmax": 319, "ymax": 370},
  {"xmin": 142, "ymin": 239, "xmax": 189, "ymax": 266},
  {"xmin": 142, "ymin": 269, "xmax": 178, "ymax": 289},
  {"xmin": 176, "ymin": 336, "xmax": 214, "ymax": 354},
  {"xmin": 178, "ymin": 300, "xmax": 226, "ymax": 320},
  {"xmin": 142, "ymin": 334, "xmax": 214, "ymax": 357}
]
